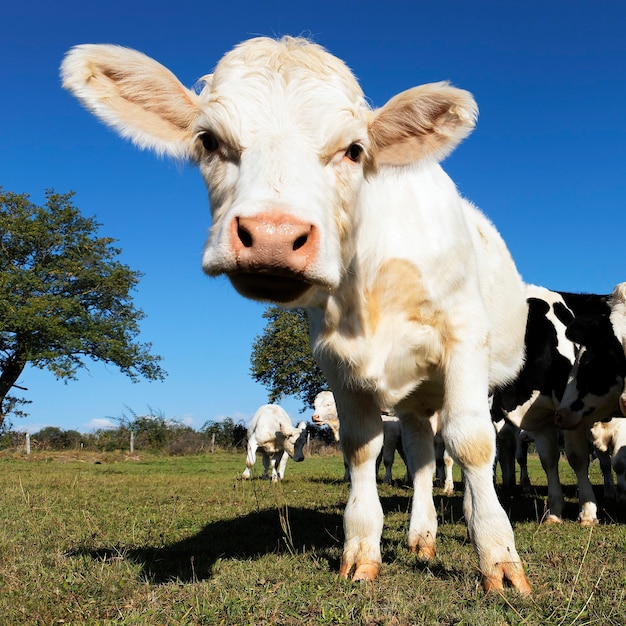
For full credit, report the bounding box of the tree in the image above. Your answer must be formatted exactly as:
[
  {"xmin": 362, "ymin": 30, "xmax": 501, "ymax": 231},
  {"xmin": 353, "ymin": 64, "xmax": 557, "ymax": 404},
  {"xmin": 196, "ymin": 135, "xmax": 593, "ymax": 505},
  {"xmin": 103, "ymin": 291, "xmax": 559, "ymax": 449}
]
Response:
[
  {"xmin": 201, "ymin": 416, "xmax": 247, "ymax": 448},
  {"xmin": 250, "ymin": 306, "xmax": 327, "ymax": 409},
  {"xmin": 0, "ymin": 188, "xmax": 166, "ymax": 425},
  {"xmin": 31, "ymin": 426, "xmax": 82, "ymax": 450}
]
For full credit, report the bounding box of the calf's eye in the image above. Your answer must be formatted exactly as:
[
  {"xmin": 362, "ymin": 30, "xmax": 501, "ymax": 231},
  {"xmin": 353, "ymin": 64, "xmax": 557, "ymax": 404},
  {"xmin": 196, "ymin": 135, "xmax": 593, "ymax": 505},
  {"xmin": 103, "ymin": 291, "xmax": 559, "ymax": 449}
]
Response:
[
  {"xmin": 200, "ymin": 131, "xmax": 220, "ymax": 154},
  {"xmin": 344, "ymin": 143, "xmax": 363, "ymax": 163}
]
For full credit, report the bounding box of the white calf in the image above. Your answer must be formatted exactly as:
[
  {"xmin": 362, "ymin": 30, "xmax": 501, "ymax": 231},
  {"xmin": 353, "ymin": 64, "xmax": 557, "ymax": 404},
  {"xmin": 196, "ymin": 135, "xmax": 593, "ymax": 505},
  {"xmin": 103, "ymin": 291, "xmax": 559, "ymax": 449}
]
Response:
[
  {"xmin": 311, "ymin": 390, "xmax": 350, "ymax": 482},
  {"xmin": 241, "ymin": 405, "xmax": 307, "ymax": 481},
  {"xmin": 590, "ymin": 419, "xmax": 626, "ymax": 506},
  {"xmin": 62, "ymin": 36, "xmax": 530, "ymax": 593},
  {"xmin": 311, "ymin": 391, "xmax": 340, "ymax": 442}
]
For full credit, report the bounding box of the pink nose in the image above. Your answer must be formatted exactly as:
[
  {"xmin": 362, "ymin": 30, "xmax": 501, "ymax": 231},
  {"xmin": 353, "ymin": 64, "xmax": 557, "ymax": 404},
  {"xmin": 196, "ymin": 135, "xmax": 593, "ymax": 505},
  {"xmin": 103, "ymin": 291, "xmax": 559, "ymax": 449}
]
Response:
[{"xmin": 230, "ymin": 212, "xmax": 317, "ymax": 275}]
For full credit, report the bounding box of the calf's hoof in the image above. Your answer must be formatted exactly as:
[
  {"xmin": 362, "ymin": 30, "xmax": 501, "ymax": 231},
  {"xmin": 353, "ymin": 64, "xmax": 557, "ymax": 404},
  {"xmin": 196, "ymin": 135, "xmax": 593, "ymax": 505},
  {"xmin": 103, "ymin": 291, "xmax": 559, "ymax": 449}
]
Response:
[
  {"xmin": 408, "ymin": 532, "xmax": 436, "ymax": 560},
  {"xmin": 339, "ymin": 559, "xmax": 381, "ymax": 581},
  {"xmin": 483, "ymin": 563, "xmax": 531, "ymax": 596}
]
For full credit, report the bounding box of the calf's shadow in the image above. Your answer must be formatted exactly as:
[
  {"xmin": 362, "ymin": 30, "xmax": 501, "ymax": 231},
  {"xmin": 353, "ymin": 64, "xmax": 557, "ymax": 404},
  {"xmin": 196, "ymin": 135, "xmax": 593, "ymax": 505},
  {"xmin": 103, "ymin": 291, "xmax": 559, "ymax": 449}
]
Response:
[{"xmin": 71, "ymin": 506, "xmax": 343, "ymax": 584}]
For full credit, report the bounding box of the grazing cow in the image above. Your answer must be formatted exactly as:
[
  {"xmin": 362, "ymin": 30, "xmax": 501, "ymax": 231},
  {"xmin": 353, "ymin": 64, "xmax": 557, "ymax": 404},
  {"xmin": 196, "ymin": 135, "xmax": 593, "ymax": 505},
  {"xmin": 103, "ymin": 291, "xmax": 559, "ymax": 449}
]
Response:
[
  {"xmin": 492, "ymin": 285, "xmax": 612, "ymax": 525},
  {"xmin": 590, "ymin": 418, "xmax": 626, "ymax": 506},
  {"xmin": 557, "ymin": 282, "xmax": 626, "ymax": 428},
  {"xmin": 241, "ymin": 404, "xmax": 307, "ymax": 481},
  {"xmin": 61, "ymin": 36, "xmax": 531, "ymax": 593}
]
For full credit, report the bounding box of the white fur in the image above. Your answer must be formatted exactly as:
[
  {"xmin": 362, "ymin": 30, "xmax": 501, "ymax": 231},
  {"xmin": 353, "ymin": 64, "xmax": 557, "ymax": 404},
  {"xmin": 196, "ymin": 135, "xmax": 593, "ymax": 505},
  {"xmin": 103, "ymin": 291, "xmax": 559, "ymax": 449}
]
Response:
[{"xmin": 61, "ymin": 36, "xmax": 529, "ymax": 593}]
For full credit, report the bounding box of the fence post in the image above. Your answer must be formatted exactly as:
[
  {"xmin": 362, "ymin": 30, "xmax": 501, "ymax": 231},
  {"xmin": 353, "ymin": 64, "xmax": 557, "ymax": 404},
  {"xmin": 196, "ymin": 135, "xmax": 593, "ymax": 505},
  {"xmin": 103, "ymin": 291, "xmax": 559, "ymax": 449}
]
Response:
[
  {"xmin": 130, "ymin": 431, "xmax": 134, "ymax": 454},
  {"xmin": 25, "ymin": 432, "xmax": 31, "ymax": 455},
  {"xmin": 211, "ymin": 433, "xmax": 215, "ymax": 454}
]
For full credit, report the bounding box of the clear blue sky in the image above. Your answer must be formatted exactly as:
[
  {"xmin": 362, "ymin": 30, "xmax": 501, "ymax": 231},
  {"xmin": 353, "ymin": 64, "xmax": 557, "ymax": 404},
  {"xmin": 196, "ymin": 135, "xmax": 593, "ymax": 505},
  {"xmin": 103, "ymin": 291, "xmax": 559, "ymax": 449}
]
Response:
[{"xmin": 2, "ymin": 1, "xmax": 625, "ymax": 434}]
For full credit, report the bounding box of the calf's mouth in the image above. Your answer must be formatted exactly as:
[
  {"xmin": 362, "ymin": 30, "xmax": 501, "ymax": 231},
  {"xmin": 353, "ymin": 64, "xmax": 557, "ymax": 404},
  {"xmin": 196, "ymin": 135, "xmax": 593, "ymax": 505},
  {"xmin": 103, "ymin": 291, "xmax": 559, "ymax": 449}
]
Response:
[{"xmin": 229, "ymin": 272, "xmax": 313, "ymax": 303}]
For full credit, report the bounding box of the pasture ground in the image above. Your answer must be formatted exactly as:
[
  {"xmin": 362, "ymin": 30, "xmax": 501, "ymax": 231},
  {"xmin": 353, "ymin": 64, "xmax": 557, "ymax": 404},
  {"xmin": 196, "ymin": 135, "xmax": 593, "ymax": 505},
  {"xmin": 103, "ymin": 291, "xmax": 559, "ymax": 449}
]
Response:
[{"xmin": 0, "ymin": 448, "xmax": 625, "ymax": 625}]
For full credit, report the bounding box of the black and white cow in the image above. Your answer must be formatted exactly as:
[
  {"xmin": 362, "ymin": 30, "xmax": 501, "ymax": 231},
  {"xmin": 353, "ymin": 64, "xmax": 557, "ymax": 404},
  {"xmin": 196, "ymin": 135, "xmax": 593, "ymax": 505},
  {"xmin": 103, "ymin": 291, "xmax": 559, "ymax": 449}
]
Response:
[
  {"xmin": 242, "ymin": 404, "xmax": 307, "ymax": 481},
  {"xmin": 377, "ymin": 412, "xmax": 409, "ymax": 485},
  {"xmin": 493, "ymin": 419, "xmax": 532, "ymax": 493},
  {"xmin": 492, "ymin": 284, "xmax": 611, "ymax": 524},
  {"xmin": 557, "ymin": 283, "xmax": 626, "ymax": 427}
]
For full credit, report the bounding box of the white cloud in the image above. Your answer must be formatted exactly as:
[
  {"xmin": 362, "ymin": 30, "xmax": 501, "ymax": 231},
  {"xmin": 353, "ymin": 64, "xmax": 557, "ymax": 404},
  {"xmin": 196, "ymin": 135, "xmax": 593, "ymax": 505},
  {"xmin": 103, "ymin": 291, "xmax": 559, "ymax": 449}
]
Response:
[{"xmin": 85, "ymin": 417, "xmax": 117, "ymax": 431}]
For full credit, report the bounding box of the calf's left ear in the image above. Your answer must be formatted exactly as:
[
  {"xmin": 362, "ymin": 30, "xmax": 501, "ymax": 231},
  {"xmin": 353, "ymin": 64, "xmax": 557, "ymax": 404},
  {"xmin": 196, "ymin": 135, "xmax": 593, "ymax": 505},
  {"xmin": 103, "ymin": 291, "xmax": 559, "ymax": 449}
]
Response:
[{"xmin": 368, "ymin": 82, "xmax": 478, "ymax": 167}]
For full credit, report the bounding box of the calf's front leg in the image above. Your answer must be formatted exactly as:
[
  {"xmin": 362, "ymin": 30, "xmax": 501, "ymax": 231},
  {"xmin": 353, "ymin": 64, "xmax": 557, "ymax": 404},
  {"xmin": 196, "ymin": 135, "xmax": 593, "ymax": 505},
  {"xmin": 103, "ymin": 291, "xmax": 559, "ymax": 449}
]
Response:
[
  {"xmin": 443, "ymin": 353, "xmax": 531, "ymax": 594},
  {"xmin": 336, "ymin": 396, "xmax": 385, "ymax": 581}
]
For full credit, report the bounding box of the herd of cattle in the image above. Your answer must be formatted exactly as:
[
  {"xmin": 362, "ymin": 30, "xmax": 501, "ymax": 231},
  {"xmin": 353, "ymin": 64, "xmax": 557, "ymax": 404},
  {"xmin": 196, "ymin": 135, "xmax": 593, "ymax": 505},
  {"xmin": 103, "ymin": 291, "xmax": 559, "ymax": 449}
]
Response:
[
  {"xmin": 61, "ymin": 35, "xmax": 626, "ymax": 594},
  {"xmin": 243, "ymin": 280, "xmax": 626, "ymax": 528}
]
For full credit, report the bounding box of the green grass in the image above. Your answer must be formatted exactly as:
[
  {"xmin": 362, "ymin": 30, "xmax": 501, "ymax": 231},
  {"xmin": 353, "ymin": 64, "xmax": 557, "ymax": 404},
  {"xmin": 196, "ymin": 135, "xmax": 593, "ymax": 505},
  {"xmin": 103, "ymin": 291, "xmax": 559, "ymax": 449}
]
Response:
[{"xmin": 1, "ymin": 449, "xmax": 625, "ymax": 625}]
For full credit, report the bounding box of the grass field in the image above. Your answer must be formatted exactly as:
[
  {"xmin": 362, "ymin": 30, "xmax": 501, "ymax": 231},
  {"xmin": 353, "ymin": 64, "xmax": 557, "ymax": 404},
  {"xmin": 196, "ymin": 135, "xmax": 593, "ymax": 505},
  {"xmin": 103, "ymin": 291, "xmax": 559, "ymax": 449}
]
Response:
[{"xmin": 1, "ymin": 448, "xmax": 625, "ymax": 625}]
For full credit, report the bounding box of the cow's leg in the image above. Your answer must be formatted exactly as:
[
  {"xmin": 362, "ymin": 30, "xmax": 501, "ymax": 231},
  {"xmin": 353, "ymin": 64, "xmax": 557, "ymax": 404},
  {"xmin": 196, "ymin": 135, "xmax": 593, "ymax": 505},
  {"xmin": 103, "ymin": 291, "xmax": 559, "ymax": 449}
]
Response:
[
  {"xmin": 517, "ymin": 433, "xmax": 531, "ymax": 493},
  {"xmin": 532, "ymin": 427, "xmax": 564, "ymax": 522},
  {"xmin": 564, "ymin": 428, "xmax": 598, "ymax": 526},
  {"xmin": 399, "ymin": 413, "xmax": 438, "ymax": 559},
  {"xmin": 396, "ymin": 438, "xmax": 410, "ymax": 485},
  {"xmin": 383, "ymin": 442, "xmax": 394, "ymax": 484},
  {"xmin": 443, "ymin": 449, "xmax": 455, "ymax": 495},
  {"xmin": 261, "ymin": 451, "xmax": 271, "ymax": 480},
  {"xmin": 596, "ymin": 446, "xmax": 616, "ymax": 502},
  {"xmin": 375, "ymin": 449, "xmax": 383, "ymax": 481},
  {"xmin": 242, "ymin": 437, "xmax": 258, "ymax": 479},
  {"xmin": 335, "ymin": 393, "xmax": 384, "ymax": 581},
  {"xmin": 613, "ymin": 445, "xmax": 626, "ymax": 505},
  {"xmin": 496, "ymin": 424, "xmax": 517, "ymax": 491},
  {"xmin": 275, "ymin": 450, "xmax": 289, "ymax": 481},
  {"xmin": 343, "ymin": 455, "xmax": 351, "ymax": 482},
  {"xmin": 434, "ymin": 435, "xmax": 446, "ymax": 486},
  {"xmin": 442, "ymin": 351, "xmax": 530, "ymax": 595}
]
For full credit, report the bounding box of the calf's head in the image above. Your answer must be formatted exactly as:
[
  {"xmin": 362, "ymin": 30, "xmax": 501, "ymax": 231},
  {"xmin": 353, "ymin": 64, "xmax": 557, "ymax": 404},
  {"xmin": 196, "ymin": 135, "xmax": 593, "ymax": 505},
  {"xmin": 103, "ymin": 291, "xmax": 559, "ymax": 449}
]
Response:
[
  {"xmin": 284, "ymin": 421, "xmax": 307, "ymax": 463},
  {"xmin": 61, "ymin": 36, "xmax": 477, "ymax": 306}
]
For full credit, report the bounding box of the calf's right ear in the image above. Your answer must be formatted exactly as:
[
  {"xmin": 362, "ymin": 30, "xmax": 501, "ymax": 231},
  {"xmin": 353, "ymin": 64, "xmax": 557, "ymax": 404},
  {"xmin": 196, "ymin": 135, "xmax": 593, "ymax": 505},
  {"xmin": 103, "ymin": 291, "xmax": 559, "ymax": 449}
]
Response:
[{"xmin": 61, "ymin": 44, "xmax": 201, "ymax": 159}]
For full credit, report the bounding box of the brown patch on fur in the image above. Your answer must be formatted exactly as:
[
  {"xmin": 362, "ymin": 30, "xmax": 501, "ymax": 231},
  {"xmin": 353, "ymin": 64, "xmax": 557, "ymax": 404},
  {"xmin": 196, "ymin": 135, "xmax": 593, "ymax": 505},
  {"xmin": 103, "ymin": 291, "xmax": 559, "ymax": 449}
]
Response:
[
  {"xmin": 452, "ymin": 433, "xmax": 493, "ymax": 468},
  {"xmin": 341, "ymin": 438, "xmax": 376, "ymax": 468},
  {"xmin": 365, "ymin": 258, "xmax": 456, "ymax": 351}
]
